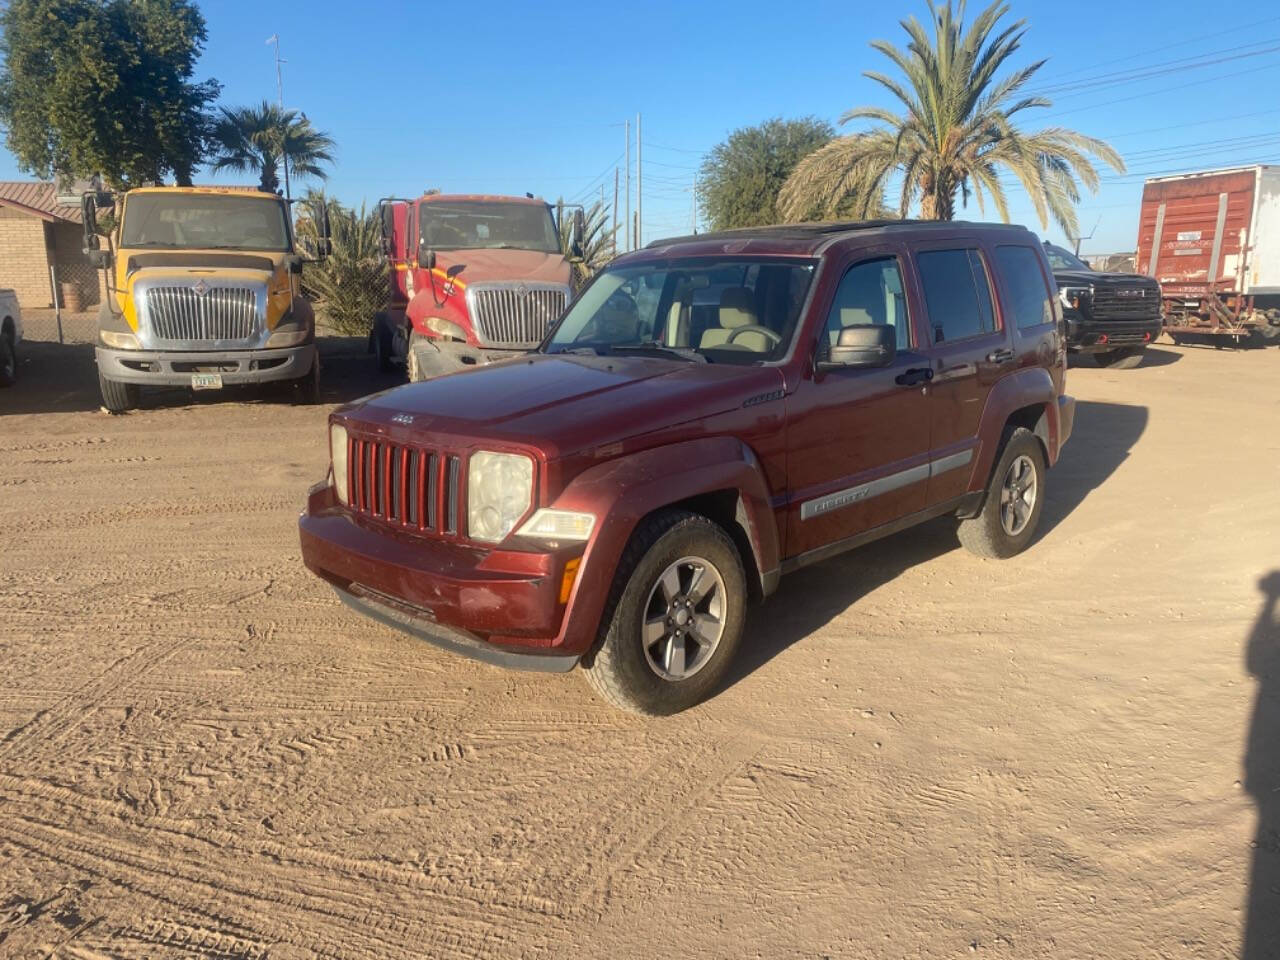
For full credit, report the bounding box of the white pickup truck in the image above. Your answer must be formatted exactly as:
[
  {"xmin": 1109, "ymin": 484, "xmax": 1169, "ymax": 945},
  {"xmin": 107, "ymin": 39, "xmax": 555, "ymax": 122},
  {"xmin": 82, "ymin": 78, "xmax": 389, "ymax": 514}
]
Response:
[{"xmin": 0, "ymin": 288, "xmax": 21, "ymax": 387}]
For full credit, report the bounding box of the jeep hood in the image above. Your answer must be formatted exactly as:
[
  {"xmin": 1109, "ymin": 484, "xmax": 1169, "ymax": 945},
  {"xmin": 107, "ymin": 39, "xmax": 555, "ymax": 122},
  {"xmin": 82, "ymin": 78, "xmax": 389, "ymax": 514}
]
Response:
[
  {"xmin": 346, "ymin": 354, "xmax": 784, "ymax": 459},
  {"xmin": 433, "ymin": 248, "xmax": 570, "ymax": 286}
]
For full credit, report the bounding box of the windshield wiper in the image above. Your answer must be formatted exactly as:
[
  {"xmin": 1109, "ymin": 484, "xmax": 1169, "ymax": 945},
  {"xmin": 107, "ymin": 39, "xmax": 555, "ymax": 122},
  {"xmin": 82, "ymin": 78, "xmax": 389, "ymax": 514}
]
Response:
[{"xmin": 608, "ymin": 341, "xmax": 709, "ymax": 363}]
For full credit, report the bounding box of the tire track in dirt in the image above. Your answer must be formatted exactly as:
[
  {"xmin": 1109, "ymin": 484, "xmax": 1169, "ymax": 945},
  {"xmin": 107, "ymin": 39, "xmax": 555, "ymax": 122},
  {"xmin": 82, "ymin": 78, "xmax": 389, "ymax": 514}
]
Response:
[
  {"xmin": 0, "ymin": 775, "xmax": 562, "ymax": 958},
  {"xmin": 0, "ymin": 636, "xmax": 190, "ymax": 766},
  {"xmin": 2, "ymin": 496, "xmax": 299, "ymax": 536}
]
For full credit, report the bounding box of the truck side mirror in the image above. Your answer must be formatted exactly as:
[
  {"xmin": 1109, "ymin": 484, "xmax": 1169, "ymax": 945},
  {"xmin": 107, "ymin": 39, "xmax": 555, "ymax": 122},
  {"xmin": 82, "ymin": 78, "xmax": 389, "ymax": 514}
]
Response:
[
  {"xmin": 816, "ymin": 324, "xmax": 897, "ymax": 372},
  {"xmin": 418, "ymin": 238, "xmax": 436, "ymax": 271},
  {"xmin": 570, "ymin": 209, "xmax": 586, "ymax": 260},
  {"xmin": 81, "ymin": 193, "xmax": 99, "ymax": 253},
  {"xmin": 380, "ymin": 202, "xmax": 395, "ymax": 242}
]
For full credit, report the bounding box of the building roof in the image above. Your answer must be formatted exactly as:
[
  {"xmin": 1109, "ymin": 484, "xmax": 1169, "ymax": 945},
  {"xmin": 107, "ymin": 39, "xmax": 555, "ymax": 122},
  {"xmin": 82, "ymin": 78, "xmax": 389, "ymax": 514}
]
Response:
[{"xmin": 0, "ymin": 181, "xmax": 82, "ymax": 223}]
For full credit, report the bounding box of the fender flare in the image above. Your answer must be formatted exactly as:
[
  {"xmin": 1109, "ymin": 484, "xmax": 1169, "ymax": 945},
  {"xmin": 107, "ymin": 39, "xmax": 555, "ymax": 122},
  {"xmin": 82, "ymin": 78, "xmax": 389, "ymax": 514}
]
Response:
[
  {"xmin": 967, "ymin": 366, "xmax": 1061, "ymax": 495},
  {"xmin": 549, "ymin": 436, "xmax": 779, "ymax": 656}
]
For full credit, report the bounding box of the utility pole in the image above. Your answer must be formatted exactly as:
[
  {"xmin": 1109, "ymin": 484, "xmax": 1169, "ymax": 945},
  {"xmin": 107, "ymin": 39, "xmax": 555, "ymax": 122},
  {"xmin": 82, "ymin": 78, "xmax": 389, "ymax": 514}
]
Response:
[
  {"xmin": 636, "ymin": 112, "xmax": 642, "ymax": 249},
  {"xmin": 612, "ymin": 167, "xmax": 619, "ymax": 257},
  {"xmin": 624, "ymin": 119, "xmax": 630, "ymax": 253},
  {"xmin": 267, "ymin": 34, "xmax": 290, "ymax": 203},
  {"xmin": 691, "ymin": 171, "xmax": 698, "ymax": 234}
]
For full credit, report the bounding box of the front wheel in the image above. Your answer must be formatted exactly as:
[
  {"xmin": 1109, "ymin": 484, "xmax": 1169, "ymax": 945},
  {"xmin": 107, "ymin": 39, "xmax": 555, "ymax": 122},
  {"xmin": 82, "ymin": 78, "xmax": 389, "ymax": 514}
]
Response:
[
  {"xmin": 293, "ymin": 355, "xmax": 321, "ymax": 404},
  {"xmin": 957, "ymin": 427, "xmax": 1047, "ymax": 560},
  {"xmin": 98, "ymin": 372, "xmax": 139, "ymax": 412},
  {"xmin": 583, "ymin": 510, "xmax": 746, "ymax": 715},
  {"xmin": 1095, "ymin": 346, "xmax": 1145, "ymax": 369}
]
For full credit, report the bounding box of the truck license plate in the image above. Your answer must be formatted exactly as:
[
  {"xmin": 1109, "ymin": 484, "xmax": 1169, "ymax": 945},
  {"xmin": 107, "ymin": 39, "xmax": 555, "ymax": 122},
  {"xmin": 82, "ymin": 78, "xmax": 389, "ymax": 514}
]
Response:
[{"xmin": 191, "ymin": 373, "xmax": 223, "ymax": 390}]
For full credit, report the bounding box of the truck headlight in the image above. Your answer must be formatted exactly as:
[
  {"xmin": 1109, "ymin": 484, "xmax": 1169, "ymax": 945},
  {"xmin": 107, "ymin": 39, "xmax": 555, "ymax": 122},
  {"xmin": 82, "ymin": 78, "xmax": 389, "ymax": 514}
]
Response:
[
  {"xmin": 330, "ymin": 422, "xmax": 349, "ymax": 504},
  {"xmin": 425, "ymin": 316, "xmax": 467, "ymax": 341},
  {"xmin": 517, "ymin": 509, "xmax": 595, "ymax": 543},
  {"xmin": 1057, "ymin": 286, "xmax": 1091, "ymax": 311},
  {"xmin": 100, "ymin": 329, "xmax": 140, "ymax": 349},
  {"xmin": 267, "ymin": 312, "xmax": 313, "ymax": 347},
  {"xmin": 468, "ymin": 451, "xmax": 533, "ymax": 542}
]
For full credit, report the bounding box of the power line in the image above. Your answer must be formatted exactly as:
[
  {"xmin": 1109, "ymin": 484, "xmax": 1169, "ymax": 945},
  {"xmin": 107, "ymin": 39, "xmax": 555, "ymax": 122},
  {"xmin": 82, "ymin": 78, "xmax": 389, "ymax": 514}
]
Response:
[
  {"xmin": 1092, "ymin": 108, "xmax": 1280, "ymax": 141},
  {"xmin": 1038, "ymin": 62, "xmax": 1280, "ymax": 120}
]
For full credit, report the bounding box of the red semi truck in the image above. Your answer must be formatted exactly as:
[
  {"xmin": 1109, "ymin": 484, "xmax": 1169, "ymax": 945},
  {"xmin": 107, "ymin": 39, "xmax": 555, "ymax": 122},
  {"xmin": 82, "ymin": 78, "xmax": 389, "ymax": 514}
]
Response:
[
  {"xmin": 372, "ymin": 192, "xmax": 582, "ymax": 379},
  {"xmin": 1136, "ymin": 165, "xmax": 1280, "ymax": 345}
]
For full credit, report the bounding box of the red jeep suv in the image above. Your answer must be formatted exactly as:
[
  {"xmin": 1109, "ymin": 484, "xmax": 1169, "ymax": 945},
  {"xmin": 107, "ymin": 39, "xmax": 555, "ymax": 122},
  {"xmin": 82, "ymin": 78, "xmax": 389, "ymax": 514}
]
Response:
[{"xmin": 299, "ymin": 220, "xmax": 1075, "ymax": 714}]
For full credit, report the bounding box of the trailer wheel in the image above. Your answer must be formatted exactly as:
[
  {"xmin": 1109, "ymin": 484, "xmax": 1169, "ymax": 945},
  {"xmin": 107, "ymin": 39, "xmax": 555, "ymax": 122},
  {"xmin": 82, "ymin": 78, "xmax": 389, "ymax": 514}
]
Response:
[
  {"xmin": 1256, "ymin": 317, "xmax": 1280, "ymax": 345},
  {"xmin": 1095, "ymin": 347, "xmax": 1145, "ymax": 369}
]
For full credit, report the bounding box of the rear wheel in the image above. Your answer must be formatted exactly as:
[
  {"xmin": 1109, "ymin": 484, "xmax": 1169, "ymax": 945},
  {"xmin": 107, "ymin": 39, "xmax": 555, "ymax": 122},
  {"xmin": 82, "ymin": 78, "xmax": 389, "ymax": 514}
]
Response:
[
  {"xmin": 583, "ymin": 510, "xmax": 746, "ymax": 716},
  {"xmin": 0, "ymin": 332, "xmax": 15, "ymax": 387},
  {"xmin": 1095, "ymin": 346, "xmax": 1145, "ymax": 369},
  {"xmin": 373, "ymin": 313, "xmax": 395, "ymax": 371},
  {"xmin": 958, "ymin": 427, "xmax": 1047, "ymax": 560},
  {"xmin": 294, "ymin": 355, "xmax": 321, "ymax": 404},
  {"xmin": 98, "ymin": 372, "xmax": 139, "ymax": 412}
]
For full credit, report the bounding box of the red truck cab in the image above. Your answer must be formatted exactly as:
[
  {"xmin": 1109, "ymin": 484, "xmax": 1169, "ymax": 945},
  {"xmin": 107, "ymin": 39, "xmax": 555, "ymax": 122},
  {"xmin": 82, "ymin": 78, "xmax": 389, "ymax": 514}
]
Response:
[
  {"xmin": 372, "ymin": 193, "xmax": 577, "ymax": 379},
  {"xmin": 304, "ymin": 220, "xmax": 1074, "ymax": 714}
]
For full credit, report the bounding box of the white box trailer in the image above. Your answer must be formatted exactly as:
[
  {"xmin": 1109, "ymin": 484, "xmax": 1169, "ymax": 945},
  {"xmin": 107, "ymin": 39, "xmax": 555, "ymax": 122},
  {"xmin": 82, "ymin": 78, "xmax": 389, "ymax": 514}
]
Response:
[{"xmin": 1136, "ymin": 165, "xmax": 1280, "ymax": 343}]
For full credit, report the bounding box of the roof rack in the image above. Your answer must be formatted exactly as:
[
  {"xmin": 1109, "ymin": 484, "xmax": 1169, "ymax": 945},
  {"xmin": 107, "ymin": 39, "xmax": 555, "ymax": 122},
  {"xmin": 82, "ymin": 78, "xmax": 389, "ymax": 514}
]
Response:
[{"xmin": 646, "ymin": 219, "xmax": 1030, "ymax": 248}]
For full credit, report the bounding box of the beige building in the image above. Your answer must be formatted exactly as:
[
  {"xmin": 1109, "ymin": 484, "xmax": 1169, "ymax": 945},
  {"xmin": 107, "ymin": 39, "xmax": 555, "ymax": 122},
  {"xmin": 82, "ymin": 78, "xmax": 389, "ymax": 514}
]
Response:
[{"xmin": 0, "ymin": 181, "xmax": 104, "ymax": 310}]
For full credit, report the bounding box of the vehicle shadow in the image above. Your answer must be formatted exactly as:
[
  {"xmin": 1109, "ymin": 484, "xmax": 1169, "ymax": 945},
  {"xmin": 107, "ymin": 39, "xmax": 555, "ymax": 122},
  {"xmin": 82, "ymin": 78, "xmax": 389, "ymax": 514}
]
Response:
[
  {"xmin": 1068, "ymin": 346, "xmax": 1181, "ymax": 369},
  {"xmin": 0, "ymin": 336, "xmax": 399, "ymax": 417},
  {"xmin": 721, "ymin": 399, "xmax": 1148, "ymax": 692},
  {"xmin": 1244, "ymin": 571, "xmax": 1280, "ymax": 960}
]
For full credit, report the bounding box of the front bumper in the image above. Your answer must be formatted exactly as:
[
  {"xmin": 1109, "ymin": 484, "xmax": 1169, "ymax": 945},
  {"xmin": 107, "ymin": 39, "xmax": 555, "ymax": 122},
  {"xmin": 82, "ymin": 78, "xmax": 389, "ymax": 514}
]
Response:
[
  {"xmin": 299, "ymin": 483, "xmax": 586, "ymax": 670},
  {"xmin": 1065, "ymin": 316, "xmax": 1162, "ymax": 352},
  {"xmin": 96, "ymin": 343, "xmax": 316, "ymax": 386}
]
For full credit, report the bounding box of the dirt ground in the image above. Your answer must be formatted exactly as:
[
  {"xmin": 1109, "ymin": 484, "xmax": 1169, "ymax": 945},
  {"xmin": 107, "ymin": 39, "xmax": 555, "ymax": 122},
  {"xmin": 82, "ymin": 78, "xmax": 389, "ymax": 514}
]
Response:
[{"xmin": 1, "ymin": 336, "xmax": 1277, "ymax": 960}]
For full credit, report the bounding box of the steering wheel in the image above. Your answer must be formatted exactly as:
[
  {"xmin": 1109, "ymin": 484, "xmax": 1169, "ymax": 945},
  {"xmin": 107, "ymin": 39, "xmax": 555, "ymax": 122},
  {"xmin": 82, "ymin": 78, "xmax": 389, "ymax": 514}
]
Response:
[{"xmin": 727, "ymin": 324, "xmax": 783, "ymax": 347}]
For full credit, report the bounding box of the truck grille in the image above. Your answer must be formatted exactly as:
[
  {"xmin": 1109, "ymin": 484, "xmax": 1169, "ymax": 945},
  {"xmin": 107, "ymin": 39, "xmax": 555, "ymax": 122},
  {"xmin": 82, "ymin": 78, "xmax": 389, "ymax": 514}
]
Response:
[
  {"xmin": 467, "ymin": 283, "xmax": 568, "ymax": 347},
  {"xmin": 1088, "ymin": 281, "xmax": 1162, "ymax": 321},
  {"xmin": 347, "ymin": 436, "xmax": 462, "ymax": 536},
  {"xmin": 145, "ymin": 286, "xmax": 259, "ymax": 342}
]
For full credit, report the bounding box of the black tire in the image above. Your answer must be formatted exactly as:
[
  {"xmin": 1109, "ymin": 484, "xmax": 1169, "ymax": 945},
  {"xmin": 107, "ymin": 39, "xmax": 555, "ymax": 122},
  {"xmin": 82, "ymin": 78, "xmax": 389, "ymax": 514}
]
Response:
[
  {"xmin": 293, "ymin": 354, "xmax": 321, "ymax": 404},
  {"xmin": 583, "ymin": 510, "xmax": 747, "ymax": 716},
  {"xmin": 373, "ymin": 313, "xmax": 394, "ymax": 372},
  {"xmin": 1094, "ymin": 346, "xmax": 1145, "ymax": 369},
  {"xmin": 98, "ymin": 372, "xmax": 139, "ymax": 412},
  {"xmin": 1256, "ymin": 319, "xmax": 1280, "ymax": 345},
  {"xmin": 957, "ymin": 427, "xmax": 1047, "ymax": 560},
  {"xmin": 0, "ymin": 332, "xmax": 15, "ymax": 388}
]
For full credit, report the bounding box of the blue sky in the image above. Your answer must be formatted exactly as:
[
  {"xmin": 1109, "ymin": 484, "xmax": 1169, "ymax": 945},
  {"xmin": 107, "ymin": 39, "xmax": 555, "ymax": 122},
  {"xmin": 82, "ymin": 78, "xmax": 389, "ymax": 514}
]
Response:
[{"xmin": 4, "ymin": 0, "xmax": 1279, "ymax": 254}]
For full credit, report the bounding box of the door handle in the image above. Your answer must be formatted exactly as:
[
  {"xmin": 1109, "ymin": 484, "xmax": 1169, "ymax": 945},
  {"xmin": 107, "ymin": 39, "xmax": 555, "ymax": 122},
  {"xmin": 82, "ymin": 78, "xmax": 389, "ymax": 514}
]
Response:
[
  {"xmin": 986, "ymin": 348, "xmax": 1014, "ymax": 363},
  {"xmin": 895, "ymin": 366, "xmax": 934, "ymax": 387}
]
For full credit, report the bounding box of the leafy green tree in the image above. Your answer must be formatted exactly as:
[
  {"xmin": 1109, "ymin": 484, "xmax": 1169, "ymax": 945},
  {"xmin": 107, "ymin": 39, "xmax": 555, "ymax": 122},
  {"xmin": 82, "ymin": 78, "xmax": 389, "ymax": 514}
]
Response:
[
  {"xmin": 779, "ymin": 0, "xmax": 1124, "ymax": 234},
  {"xmin": 558, "ymin": 199, "xmax": 616, "ymax": 284},
  {"xmin": 212, "ymin": 102, "xmax": 335, "ymax": 194},
  {"xmin": 297, "ymin": 191, "xmax": 387, "ymax": 336},
  {"xmin": 0, "ymin": 0, "xmax": 220, "ymax": 188},
  {"xmin": 696, "ymin": 117, "xmax": 837, "ymax": 230}
]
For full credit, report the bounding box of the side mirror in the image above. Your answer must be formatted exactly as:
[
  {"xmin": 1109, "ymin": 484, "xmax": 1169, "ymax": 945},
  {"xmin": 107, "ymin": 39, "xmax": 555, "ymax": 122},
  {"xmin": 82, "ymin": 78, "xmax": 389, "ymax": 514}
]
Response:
[
  {"xmin": 570, "ymin": 208, "xmax": 586, "ymax": 260},
  {"xmin": 86, "ymin": 249, "xmax": 112, "ymax": 269},
  {"xmin": 418, "ymin": 238, "xmax": 436, "ymax": 271},
  {"xmin": 816, "ymin": 324, "xmax": 897, "ymax": 372},
  {"xmin": 286, "ymin": 254, "xmax": 305, "ymax": 274},
  {"xmin": 310, "ymin": 200, "xmax": 332, "ymax": 260},
  {"xmin": 81, "ymin": 193, "xmax": 99, "ymax": 255},
  {"xmin": 380, "ymin": 202, "xmax": 395, "ymax": 242}
]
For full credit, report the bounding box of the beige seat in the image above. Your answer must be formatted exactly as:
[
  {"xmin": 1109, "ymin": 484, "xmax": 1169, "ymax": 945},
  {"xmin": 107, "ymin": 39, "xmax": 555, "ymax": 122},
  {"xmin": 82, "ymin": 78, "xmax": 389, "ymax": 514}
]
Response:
[{"xmin": 700, "ymin": 288, "xmax": 771, "ymax": 351}]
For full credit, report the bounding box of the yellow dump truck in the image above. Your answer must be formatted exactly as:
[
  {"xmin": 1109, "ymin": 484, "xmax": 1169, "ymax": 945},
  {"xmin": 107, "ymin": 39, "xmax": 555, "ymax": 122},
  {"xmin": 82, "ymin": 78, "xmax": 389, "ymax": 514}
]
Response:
[{"xmin": 83, "ymin": 186, "xmax": 328, "ymax": 411}]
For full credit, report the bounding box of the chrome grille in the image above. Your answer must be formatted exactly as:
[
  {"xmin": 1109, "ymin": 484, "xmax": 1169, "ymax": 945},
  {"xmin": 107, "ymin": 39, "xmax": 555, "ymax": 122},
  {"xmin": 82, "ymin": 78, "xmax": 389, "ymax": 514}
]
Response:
[
  {"xmin": 145, "ymin": 286, "xmax": 258, "ymax": 342},
  {"xmin": 347, "ymin": 436, "xmax": 462, "ymax": 537},
  {"xmin": 467, "ymin": 284, "xmax": 568, "ymax": 347}
]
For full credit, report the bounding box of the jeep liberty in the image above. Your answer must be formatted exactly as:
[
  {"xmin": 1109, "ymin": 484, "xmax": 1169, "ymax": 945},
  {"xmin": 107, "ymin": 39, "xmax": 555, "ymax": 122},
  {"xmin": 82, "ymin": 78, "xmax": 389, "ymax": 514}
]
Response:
[{"xmin": 299, "ymin": 220, "xmax": 1075, "ymax": 715}]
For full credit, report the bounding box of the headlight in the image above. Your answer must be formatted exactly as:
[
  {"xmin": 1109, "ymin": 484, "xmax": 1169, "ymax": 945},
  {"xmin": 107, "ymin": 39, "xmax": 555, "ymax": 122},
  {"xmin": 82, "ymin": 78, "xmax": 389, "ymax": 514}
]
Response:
[
  {"xmin": 425, "ymin": 316, "xmax": 467, "ymax": 341},
  {"xmin": 1057, "ymin": 286, "xmax": 1091, "ymax": 311},
  {"xmin": 330, "ymin": 422, "xmax": 349, "ymax": 504},
  {"xmin": 467, "ymin": 451, "xmax": 533, "ymax": 542},
  {"xmin": 100, "ymin": 329, "xmax": 140, "ymax": 349},
  {"xmin": 266, "ymin": 312, "xmax": 313, "ymax": 347},
  {"xmin": 517, "ymin": 509, "xmax": 595, "ymax": 543}
]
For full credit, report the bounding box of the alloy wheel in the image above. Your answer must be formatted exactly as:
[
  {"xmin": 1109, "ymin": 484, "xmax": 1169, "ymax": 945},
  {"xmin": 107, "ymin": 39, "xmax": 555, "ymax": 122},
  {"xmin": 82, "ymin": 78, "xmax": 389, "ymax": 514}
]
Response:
[
  {"xmin": 1000, "ymin": 454, "xmax": 1038, "ymax": 536},
  {"xmin": 641, "ymin": 556, "xmax": 726, "ymax": 681}
]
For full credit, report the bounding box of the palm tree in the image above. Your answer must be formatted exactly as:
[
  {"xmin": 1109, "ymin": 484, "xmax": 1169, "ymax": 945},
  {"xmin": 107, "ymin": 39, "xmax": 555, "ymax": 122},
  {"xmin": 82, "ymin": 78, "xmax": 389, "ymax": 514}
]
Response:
[
  {"xmin": 778, "ymin": 0, "xmax": 1124, "ymax": 235},
  {"xmin": 558, "ymin": 199, "xmax": 617, "ymax": 284},
  {"xmin": 297, "ymin": 190, "xmax": 387, "ymax": 336},
  {"xmin": 211, "ymin": 101, "xmax": 335, "ymax": 194}
]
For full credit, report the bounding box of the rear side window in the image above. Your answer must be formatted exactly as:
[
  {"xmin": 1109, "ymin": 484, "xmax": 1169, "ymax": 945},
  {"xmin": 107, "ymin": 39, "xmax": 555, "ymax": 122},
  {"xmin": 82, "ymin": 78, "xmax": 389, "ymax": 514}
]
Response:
[
  {"xmin": 823, "ymin": 257, "xmax": 911, "ymax": 351},
  {"xmin": 994, "ymin": 246, "xmax": 1053, "ymax": 329},
  {"xmin": 916, "ymin": 248, "xmax": 998, "ymax": 343}
]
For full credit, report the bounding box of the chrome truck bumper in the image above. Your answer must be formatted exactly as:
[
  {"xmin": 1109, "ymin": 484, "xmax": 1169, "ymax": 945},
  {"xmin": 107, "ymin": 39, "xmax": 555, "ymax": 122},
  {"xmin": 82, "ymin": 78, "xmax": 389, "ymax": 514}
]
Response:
[{"xmin": 96, "ymin": 344, "xmax": 316, "ymax": 386}]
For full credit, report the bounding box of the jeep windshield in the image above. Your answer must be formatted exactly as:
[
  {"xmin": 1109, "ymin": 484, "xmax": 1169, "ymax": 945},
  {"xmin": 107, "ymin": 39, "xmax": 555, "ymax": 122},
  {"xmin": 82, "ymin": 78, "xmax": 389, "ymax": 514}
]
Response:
[
  {"xmin": 545, "ymin": 258, "xmax": 817, "ymax": 364},
  {"xmin": 419, "ymin": 202, "xmax": 560, "ymax": 253},
  {"xmin": 120, "ymin": 193, "xmax": 291, "ymax": 252}
]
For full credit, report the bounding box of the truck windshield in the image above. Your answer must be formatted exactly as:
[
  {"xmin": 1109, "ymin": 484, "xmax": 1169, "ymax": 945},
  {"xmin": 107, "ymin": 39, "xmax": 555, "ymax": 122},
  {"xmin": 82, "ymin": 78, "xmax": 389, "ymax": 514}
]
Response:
[
  {"xmin": 545, "ymin": 258, "xmax": 817, "ymax": 365},
  {"xmin": 419, "ymin": 202, "xmax": 559, "ymax": 253},
  {"xmin": 120, "ymin": 193, "xmax": 291, "ymax": 252},
  {"xmin": 1044, "ymin": 244, "xmax": 1090, "ymax": 271}
]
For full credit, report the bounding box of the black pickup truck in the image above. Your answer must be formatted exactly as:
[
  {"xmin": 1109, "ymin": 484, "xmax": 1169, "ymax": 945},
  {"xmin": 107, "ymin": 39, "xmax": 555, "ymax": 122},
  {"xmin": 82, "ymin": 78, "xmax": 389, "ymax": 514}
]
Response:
[{"xmin": 1044, "ymin": 243, "xmax": 1163, "ymax": 369}]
